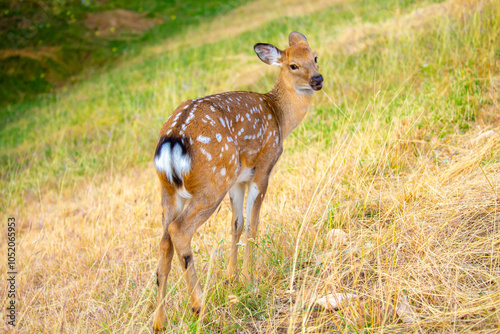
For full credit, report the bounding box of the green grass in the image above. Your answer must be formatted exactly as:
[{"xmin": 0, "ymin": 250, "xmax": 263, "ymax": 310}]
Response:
[
  {"xmin": 0, "ymin": 0, "xmax": 251, "ymax": 106},
  {"xmin": 1, "ymin": 0, "xmax": 500, "ymax": 332},
  {"xmin": 2, "ymin": 0, "xmax": 463, "ymax": 207}
]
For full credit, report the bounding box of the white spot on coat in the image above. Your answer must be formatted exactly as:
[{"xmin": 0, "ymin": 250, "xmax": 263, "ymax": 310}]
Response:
[
  {"xmin": 200, "ymin": 147, "xmax": 212, "ymax": 161},
  {"xmin": 197, "ymin": 135, "xmax": 211, "ymax": 143}
]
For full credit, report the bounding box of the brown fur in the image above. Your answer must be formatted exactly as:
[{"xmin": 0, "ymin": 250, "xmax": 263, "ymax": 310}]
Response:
[{"xmin": 152, "ymin": 31, "xmax": 322, "ymax": 330}]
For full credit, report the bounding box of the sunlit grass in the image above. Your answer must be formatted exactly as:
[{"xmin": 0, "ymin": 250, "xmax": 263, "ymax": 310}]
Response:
[{"xmin": 1, "ymin": 0, "xmax": 499, "ymax": 332}]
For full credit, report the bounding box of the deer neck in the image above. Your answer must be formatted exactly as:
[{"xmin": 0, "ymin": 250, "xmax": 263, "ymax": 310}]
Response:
[{"xmin": 266, "ymin": 74, "xmax": 313, "ymax": 139}]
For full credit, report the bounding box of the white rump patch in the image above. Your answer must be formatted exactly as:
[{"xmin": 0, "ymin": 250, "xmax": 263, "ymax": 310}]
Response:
[
  {"xmin": 155, "ymin": 142, "xmax": 191, "ymax": 185},
  {"xmin": 154, "ymin": 144, "xmax": 173, "ymax": 178},
  {"xmin": 171, "ymin": 143, "xmax": 191, "ymax": 177}
]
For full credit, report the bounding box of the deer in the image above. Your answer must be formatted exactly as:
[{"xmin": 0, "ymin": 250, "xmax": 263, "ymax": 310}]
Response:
[{"xmin": 152, "ymin": 31, "xmax": 323, "ymax": 330}]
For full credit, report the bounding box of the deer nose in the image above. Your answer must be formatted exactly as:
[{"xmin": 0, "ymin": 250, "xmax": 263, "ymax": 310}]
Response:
[{"xmin": 311, "ymin": 74, "xmax": 323, "ymax": 84}]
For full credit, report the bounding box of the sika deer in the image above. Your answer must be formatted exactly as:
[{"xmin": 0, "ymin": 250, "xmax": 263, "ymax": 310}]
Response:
[{"xmin": 152, "ymin": 31, "xmax": 323, "ymax": 329}]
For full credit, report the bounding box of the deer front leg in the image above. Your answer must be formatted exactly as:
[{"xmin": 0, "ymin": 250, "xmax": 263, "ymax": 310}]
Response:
[
  {"xmin": 242, "ymin": 179, "xmax": 268, "ymax": 283},
  {"xmin": 227, "ymin": 183, "xmax": 246, "ymax": 279}
]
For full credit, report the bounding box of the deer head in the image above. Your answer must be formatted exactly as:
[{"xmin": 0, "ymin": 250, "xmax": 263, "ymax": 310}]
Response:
[{"xmin": 254, "ymin": 31, "xmax": 323, "ymax": 95}]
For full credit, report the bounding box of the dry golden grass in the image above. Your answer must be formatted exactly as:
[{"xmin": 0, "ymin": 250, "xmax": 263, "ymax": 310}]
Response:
[{"xmin": 3, "ymin": 110, "xmax": 498, "ymax": 333}]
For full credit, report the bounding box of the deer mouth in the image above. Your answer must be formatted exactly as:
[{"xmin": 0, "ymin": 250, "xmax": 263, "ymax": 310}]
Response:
[{"xmin": 311, "ymin": 82, "xmax": 323, "ymax": 91}]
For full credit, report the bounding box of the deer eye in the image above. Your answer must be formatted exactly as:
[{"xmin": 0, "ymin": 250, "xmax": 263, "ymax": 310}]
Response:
[
  {"xmin": 290, "ymin": 64, "xmax": 298, "ymax": 70},
  {"xmin": 314, "ymin": 57, "xmax": 318, "ymax": 63}
]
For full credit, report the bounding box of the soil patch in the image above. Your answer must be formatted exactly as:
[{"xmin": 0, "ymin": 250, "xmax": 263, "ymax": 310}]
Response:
[{"xmin": 84, "ymin": 9, "xmax": 156, "ymax": 36}]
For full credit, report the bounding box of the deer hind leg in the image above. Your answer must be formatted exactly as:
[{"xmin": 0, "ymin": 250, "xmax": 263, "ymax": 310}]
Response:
[
  {"xmin": 153, "ymin": 189, "xmax": 183, "ymax": 331},
  {"xmin": 227, "ymin": 183, "xmax": 246, "ymax": 279},
  {"xmin": 168, "ymin": 195, "xmax": 223, "ymax": 313},
  {"xmin": 242, "ymin": 177, "xmax": 269, "ymax": 283}
]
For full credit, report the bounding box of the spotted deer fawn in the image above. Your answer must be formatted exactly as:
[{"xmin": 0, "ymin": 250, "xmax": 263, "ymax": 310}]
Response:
[{"xmin": 152, "ymin": 31, "xmax": 323, "ymax": 329}]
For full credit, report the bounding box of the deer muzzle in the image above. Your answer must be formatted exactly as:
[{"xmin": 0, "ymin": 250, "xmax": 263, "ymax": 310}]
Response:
[{"xmin": 310, "ymin": 74, "xmax": 323, "ymax": 91}]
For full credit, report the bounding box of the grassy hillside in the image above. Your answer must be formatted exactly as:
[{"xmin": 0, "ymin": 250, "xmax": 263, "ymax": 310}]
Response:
[
  {"xmin": 0, "ymin": 0, "xmax": 250, "ymax": 106},
  {"xmin": 1, "ymin": 0, "xmax": 499, "ymax": 332}
]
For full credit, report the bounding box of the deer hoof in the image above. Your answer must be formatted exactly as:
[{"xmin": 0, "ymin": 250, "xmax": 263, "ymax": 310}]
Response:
[{"xmin": 152, "ymin": 310, "xmax": 166, "ymax": 331}]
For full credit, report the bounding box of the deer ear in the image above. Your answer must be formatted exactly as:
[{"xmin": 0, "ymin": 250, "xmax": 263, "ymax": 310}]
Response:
[
  {"xmin": 289, "ymin": 31, "xmax": 309, "ymax": 46},
  {"xmin": 254, "ymin": 43, "xmax": 283, "ymax": 66}
]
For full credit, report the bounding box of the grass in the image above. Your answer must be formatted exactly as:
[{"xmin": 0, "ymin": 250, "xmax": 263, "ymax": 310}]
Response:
[
  {"xmin": 1, "ymin": 0, "xmax": 500, "ymax": 332},
  {"xmin": 0, "ymin": 0, "xmax": 250, "ymax": 106}
]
